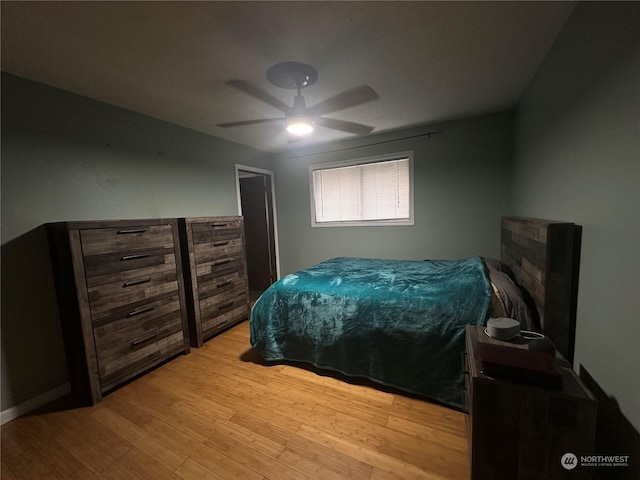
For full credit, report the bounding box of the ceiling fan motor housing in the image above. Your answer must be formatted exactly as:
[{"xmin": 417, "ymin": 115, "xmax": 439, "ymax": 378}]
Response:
[{"xmin": 291, "ymin": 94, "xmax": 307, "ymax": 113}]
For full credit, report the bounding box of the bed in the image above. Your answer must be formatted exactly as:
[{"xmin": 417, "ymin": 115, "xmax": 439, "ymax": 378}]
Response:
[{"xmin": 250, "ymin": 216, "xmax": 581, "ymax": 409}]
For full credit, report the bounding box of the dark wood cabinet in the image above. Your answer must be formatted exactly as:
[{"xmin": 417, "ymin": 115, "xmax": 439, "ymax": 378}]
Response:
[
  {"xmin": 179, "ymin": 217, "xmax": 249, "ymax": 347},
  {"xmin": 47, "ymin": 219, "xmax": 190, "ymax": 404},
  {"xmin": 464, "ymin": 325, "xmax": 597, "ymax": 480}
]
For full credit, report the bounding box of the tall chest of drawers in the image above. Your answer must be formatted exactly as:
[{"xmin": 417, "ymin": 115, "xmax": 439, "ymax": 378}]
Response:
[
  {"xmin": 179, "ymin": 217, "xmax": 249, "ymax": 347},
  {"xmin": 47, "ymin": 219, "xmax": 190, "ymax": 404}
]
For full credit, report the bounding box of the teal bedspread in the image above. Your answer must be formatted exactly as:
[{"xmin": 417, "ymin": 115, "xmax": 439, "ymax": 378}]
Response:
[{"xmin": 250, "ymin": 256, "xmax": 491, "ymax": 408}]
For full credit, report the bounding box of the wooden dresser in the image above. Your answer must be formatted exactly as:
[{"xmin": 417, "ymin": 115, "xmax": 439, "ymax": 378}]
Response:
[
  {"xmin": 47, "ymin": 219, "xmax": 190, "ymax": 404},
  {"xmin": 179, "ymin": 217, "xmax": 249, "ymax": 347},
  {"xmin": 464, "ymin": 325, "xmax": 597, "ymax": 479}
]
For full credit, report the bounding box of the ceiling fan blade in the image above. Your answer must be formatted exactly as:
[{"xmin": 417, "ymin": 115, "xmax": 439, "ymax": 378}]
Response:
[
  {"xmin": 226, "ymin": 80, "xmax": 291, "ymax": 113},
  {"xmin": 217, "ymin": 117, "xmax": 283, "ymax": 128},
  {"xmin": 307, "ymin": 85, "xmax": 379, "ymax": 117},
  {"xmin": 315, "ymin": 117, "xmax": 375, "ymax": 135}
]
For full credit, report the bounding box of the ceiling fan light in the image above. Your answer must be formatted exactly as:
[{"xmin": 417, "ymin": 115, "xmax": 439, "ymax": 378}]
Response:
[{"xmin": 286, "ymin": 117, "xmax": 314, "ymax": 135}]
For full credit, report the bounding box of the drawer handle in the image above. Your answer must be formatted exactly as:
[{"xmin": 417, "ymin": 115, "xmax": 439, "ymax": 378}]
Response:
[
  {"xmin": 131, "ymin": 332, "xmax": 158, "ymax": 347},
  {"xmin": 211, "ymin": 223, "xmax": 229, "ymax": 227},
  {"xmin": 216, "ymin": 281, "xmax": 233, "ymax": 289},
  {"xmin": 117, "ymin": 229, "xmax": 147, "ymax": 235},
  {"xmin": 218, "ymin": 301, "xmax": 234, "ymax": 311},
  {"xmin": 213, "ymin": 259, "xmax": 231, "ymax": 267},
  {"xmin": 121, "ymin": 254, "xmax": 149, "ymax": 261},
  {"xmin": 213, "ymin": 241, "xmax": 229, "ymax": 247},
  {"xmin": 127, "ymin": 306, "xmax": 155, "ymax": 317},
  {"xmin": 123, "ymin": 278, "xmax": 151, "ymax": 288}
]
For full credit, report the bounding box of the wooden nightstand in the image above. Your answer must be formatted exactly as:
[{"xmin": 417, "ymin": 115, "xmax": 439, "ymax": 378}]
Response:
[{"xmin": 464, "ymin": 325, "xmax": 597, "ymax": 480}]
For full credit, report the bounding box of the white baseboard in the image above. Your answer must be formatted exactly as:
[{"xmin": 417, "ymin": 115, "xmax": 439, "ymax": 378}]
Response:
[{"xmin": 1, "ymin": 383, "xmax": 71, "ymax": 425}]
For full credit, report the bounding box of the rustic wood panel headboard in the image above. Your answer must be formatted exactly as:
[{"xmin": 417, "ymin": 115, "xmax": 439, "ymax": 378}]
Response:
[{"xmin": 500, "ymin": 216, "xmax": 582, "ymax": 365}]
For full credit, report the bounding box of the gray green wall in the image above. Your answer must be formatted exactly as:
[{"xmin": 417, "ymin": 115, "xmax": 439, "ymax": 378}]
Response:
[
  {"xmin": 1, "ymin": 73, "xmax": 274, "ymax": 411},
  {"xmin": 274, "ymin": 112, "xmax": 514, "ymax": 275},
  {"xmin": 511, "ymin": 2, "xmax": 639, "ymax": 430}
]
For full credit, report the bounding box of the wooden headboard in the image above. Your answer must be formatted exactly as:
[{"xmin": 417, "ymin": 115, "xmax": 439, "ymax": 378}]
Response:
[{"xmin": 500, "ymin": 217, "xmax": 582, "ymax": 365}]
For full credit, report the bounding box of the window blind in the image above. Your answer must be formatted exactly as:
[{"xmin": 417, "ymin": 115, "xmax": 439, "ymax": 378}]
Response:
[{"xmin": 312, "ymin": 156, "xmax": 410, "ymax": 224}]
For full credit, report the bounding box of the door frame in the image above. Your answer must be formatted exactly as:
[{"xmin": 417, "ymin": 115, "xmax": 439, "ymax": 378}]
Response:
[{"xmin": 235, "ymin": 163, "xmax": 281, "ymax": 281}]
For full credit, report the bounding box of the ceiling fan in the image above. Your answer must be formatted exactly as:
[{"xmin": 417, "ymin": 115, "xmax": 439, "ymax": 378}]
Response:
[{"xmin": 217, "ymin": 61, "xmax": 379, "ymax": 137}]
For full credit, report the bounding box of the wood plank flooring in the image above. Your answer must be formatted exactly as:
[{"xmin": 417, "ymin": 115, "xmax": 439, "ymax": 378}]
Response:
[{"xmin": 1, "ymin": 321, "xmax": 470, "ymax": 480}]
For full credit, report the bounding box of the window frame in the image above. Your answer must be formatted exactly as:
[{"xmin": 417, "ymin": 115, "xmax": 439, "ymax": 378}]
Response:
[{"xmin": 309, "ymin": 151, "xmax": 415, "ymax": 227}]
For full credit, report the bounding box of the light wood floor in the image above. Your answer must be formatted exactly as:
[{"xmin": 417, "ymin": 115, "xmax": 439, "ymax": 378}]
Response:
[{"xmin": 1, "ymin": 321, "xmax": 470, "ymax": 480}]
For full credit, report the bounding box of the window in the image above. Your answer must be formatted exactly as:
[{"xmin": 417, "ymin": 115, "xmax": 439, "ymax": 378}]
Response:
[{"xmin": 310, "ymin": 152, "xmax": 414, "ymax": 227}]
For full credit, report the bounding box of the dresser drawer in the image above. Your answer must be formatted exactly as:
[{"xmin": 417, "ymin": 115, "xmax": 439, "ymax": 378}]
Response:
[
  {"xmin": 84, "ymin": 247, "xmax": 177, "ymax": 278},
  {"xmin": 201, "ymin": 302, "xmax": 248, "ymax": 339},
  {"xmin": 463, "ymin": 368, "xmax": 471, "ymax": 413},
  {"xmin": 190, "ymin": 220, "xmax": 242, "ymax": 243},
  {"xmin": 85, "ymin": 253, "xmax": 176, "ymax": 287},
  {"xmin": 93, "ymin": 295, "xmax": 184, "ymax": 390},
  {"xmin": 462, "ymin": 350, "xmax": 472, "ymax": 414},
  {"xmin": 197, "ymin": 271, "xmax": 246, "ymax": 301},
  {"xmin": 80, "ymin": 224, "xmax": 175, "ymax": 256},
  {"xmin": 200, "ymin": 291, "xmax": 247, "ymax": 321},
  {"xmin": 198, "ymin": 279, "xmax": 247, "ymax": 313},
  {"xmin": 195, "ymin": 256, "xmax": 245, "ymax": 282},
  {"xmin": 193, "ymin": 237, "xmax": 243, "ymax": 264},
  {"xmin": 88, "ymin": 267, "xmax": 180, "ymax": 320}
]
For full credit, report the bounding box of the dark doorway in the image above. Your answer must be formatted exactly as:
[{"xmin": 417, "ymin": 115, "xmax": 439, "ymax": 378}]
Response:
[{"xmin": 239, "ymin": 171, "xmax": 278, "ymax": 300}]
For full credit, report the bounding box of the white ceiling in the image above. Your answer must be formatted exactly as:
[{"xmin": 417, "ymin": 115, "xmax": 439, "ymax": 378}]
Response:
[{"xmin": 1, "ymin": 1, "xmax": 575, "ymax": 153}]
